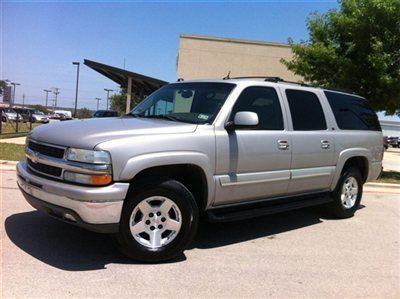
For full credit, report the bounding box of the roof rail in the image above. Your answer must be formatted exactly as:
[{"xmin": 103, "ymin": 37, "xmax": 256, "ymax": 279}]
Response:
[{"xmin": 230, "ymin": 76, "xmax": 312, "ymax": 87}]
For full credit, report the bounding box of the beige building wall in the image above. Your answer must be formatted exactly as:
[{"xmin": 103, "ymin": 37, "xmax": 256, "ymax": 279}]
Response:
[{"xmin": 177, "ymin": 34, "xmax": 301, "ymax": 81}]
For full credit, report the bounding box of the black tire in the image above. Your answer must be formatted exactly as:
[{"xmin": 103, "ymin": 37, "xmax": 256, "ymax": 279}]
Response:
[
  {"xmin": 329, "ymin": 167, "xmax": 363, "ymax": 219},
  {"xmin": 116, "ymin": 178, "xmax": 199, "ymax": 263}
]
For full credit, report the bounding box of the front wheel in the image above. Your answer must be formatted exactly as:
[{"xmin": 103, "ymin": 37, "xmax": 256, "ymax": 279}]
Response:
[
  {"xmin": 329, "ymin": 167, "xmax": 363, "ymax": 219},
  {"xmin": 116, "ymin": 179, "xmax": 199, "ymax": 262}
]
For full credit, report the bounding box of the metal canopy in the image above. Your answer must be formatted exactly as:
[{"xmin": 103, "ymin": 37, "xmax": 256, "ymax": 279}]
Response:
[{"xmin": 83, "ymin": 59, "xmax": 168, "ymax": 94}]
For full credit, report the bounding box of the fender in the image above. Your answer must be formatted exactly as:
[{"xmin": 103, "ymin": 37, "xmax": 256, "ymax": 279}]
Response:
[
  {"xmin": 119, "ymin": 151, "xmax": 215, "ymax": 207},
  {"xmin": 330, "ymin": 148, "xmax": 372, "ymax": 190}
]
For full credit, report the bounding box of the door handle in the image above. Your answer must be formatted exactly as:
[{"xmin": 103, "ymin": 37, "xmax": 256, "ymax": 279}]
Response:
[
  {"xmin": 321, "ymin": 140, "xmax": 330, "ymax": 149},
  {"xmin": 278, "ymin": 140, "xmax": 289, "ymax": 150}
]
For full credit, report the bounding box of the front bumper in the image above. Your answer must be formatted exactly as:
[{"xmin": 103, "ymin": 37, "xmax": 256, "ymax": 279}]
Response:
[{"xmin": 17, "ymin": 161, "xmax": 130, "ymax": 233}]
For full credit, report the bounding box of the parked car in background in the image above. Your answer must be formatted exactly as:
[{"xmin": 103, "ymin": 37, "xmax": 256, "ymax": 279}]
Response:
[
  {"xmin": 14, "ymin": 108, "xmax": 49, "ymax": 123},
  {"xmin": 383, "ymin": 136, "xmax": 389, "ymax": 150},
  {"xmin": 1, "ymin": 108, "xmax": 22, "ymax": 122},
  {"xmin": 54, "ymin": 110, "xmax": 72, "ymax": 119},
  {"xmin": 388, "ymin": 136, "xmax": 399, "ymax": 148},
  {"xmin": 92, "ymin": 110, "xmax": 119, "ymax": 118}
]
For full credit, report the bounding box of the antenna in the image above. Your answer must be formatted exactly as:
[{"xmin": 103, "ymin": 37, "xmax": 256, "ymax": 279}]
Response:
[{"xmin": 223, "ymin": 71, "xmax": 231, "ymax": 80}]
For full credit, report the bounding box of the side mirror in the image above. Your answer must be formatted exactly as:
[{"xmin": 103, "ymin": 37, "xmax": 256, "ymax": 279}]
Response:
[{"xmin": 225, "ymin": 111, "xmax": 259, "ymax": 131}]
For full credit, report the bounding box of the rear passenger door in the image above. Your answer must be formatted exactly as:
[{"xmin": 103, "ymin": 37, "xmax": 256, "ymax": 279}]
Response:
[{"xmin": 282, "ymin": 88, "xmax": 336, "ymax": 194}]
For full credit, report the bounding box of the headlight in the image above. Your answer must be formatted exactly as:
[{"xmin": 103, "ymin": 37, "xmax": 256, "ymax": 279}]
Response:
[
  {"xmin": 65, "ymin": 148, "xmax": 111, "ymax": 164},
  {"xmin": 64, "ymin": 171, "xmax": 112, "ymax": 186}
]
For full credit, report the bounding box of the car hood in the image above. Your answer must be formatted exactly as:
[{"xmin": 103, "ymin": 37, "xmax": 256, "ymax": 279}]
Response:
[{"xmin": 29, "ymin": 117, "xmax": 198, "ymax": 149}]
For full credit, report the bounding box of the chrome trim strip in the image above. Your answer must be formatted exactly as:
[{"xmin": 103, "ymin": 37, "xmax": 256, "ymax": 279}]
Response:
[
  {"xmin": 26, "ymin": 147, "xmax": 111, "ymax": 175},
  {"xmin": 218, "ymin": 170, "xmax": 290, "ymax": 187},
  {"xmin": 291, "ymin": 166, "xmax": 335, "ymax": 180},
  {"xmin": 28, "ymin": 138, "xmax": 67, "ymax": 150}
]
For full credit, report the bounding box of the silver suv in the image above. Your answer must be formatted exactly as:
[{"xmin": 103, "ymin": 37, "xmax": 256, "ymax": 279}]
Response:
[{"xmin": 17, "ymin": 77, "xmax": 383, "ymax": 262}]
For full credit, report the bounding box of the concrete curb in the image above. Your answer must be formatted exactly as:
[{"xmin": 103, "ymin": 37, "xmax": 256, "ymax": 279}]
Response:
[
  {"xmin": 365, "ymin": 182, "xmax": 400, "ymax": 189},
  {"xmin": 0, "ymin": 160, "xmax": 19, "ymax": 166}
]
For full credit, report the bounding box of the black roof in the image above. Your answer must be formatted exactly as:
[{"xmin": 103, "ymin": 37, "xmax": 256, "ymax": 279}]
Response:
[{"xmin": 84, "ymin": 59, "xmax": 168, "ymax": 94}]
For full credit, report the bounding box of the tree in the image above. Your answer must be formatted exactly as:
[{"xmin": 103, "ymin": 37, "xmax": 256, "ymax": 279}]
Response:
[
  {"xmin": 75, "ymin": 107, "xmax": 93, "ymax": 119},
  {"xmin": 32, "ymin": 105, "xmax": 49, "ymax": 114},
  {"xmin": 0, "ymin": 80, "xmax": 7, "ymax": 96},
  {"xmin": 282, "ymin": 0, "xmax": 400, "ymax": 114},
  {"xmin": 110, "ymin": 92, "xmax": 127, "ymax": 115}
]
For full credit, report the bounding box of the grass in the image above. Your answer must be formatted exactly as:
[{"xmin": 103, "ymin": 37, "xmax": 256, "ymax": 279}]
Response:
[
  {"xmin": 0, "ymin": 143, "xmax": 26, "ymax": 161},
  {"xmin": 0, "ymin": 141, "xmax": 399, "ymax": 185},
  {"xmin": 378, "ymin": 170, "xmax": 400, "ymax": 184}
]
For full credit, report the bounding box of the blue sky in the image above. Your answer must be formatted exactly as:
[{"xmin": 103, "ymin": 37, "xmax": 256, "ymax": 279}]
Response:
[{"xmin": 3, "ymin": 0, "xmax": 338, "ymax": 110}]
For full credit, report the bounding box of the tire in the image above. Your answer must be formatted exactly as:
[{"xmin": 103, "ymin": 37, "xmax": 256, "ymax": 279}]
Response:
[
  {"xmin": 116, "ymin": 178, "xmax": 199, "ymax": 262},
  {"xmin": 329, "ymin": 167, "xmax": 363, "ymax": 219}
]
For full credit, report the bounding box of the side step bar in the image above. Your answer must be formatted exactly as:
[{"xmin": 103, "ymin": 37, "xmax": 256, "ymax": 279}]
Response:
[{"xmin": 207, "ymin": 193, "xmax": 333, "ymax": 222}]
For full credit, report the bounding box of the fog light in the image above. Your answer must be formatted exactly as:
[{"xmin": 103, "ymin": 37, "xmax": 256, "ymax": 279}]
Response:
[{"xmin": 64, "ymin": 171, "xmax": 112, "ymax": 186}]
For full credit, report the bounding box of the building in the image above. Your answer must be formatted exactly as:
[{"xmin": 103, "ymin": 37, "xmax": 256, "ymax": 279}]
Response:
[
  {"xmin": 86, "ymin": 34, "xmax": 399, "ymax": 137},
  {"xmin": 177, "ymin": 34, "xmax": 300, "ymax": 81}
]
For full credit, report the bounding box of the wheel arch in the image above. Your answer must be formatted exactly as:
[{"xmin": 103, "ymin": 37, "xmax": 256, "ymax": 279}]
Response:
[{"xmin": 331, "ymin": 149, "xmax": 371, "ymax": 190}]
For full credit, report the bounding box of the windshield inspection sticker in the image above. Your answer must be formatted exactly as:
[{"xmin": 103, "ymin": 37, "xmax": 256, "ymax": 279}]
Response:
[{"xmin": 198, "ymin": 114, "xmax": 209, "ymax": 120}]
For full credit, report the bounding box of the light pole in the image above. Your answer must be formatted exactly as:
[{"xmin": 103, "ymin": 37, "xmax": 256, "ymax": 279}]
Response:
[
  {"xmin": 22, "ymin": 93, "xmax": 26, "ymax": 107},
  {"xmin": 95, "ymin": 97, "xmax": 101, "ymax": 110},
  {"xmin": 43, "ymin": 89, "xmax": 51, "ymax": 108},
  {"xmin": 72, "ymin": 62, "xmax": 80, "ymax": 117},
  {"xmin": 53, "ymin": 88, "xmax": 60, "ymax": 108},
  {"xmin": 10, "ymin": 82, "xmax": 20, "ymax": 107},
  {"xmin": 104, "ymin": 88, "xmax": 114, "ymax": 110}
]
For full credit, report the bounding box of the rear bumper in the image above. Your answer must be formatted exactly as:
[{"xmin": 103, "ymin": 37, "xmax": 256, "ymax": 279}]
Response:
[{"xmin": 17, "ymin": 161, "xmax": 129, "ymax": 233}]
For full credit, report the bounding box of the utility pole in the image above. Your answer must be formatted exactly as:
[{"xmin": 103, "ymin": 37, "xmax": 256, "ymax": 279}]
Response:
[
  {"xmin": 53, "ymin": 88, "xmax": 60, "ymax": 108},
  {"xmin": 95, "ymin": 97, "xmax": 101, "ymax": 110},
  {"xmin": 10, "ymin": 82, "xmax": 20, "ymax": 108},
  {"xmin": 22, "ymin": 93, "xmax": 26, "ymax": 107},
  {"xmin": 104, "ymin": 88, "xmax": 114, "ymax": 110},
  {"xmin": 44, "ymin": 89, "xmax": 51, "ymax": 108},
  {"xmin": 72, "ymin": 62, "xmax": 80, "ymax": 117}
]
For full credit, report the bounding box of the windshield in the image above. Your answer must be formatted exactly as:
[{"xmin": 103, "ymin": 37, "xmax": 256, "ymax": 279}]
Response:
[
  {"xmin": 4, "ymin": 109, "xmax": 16, "ymax": 113},
  {"xmin": 34, "ymin": 111, "xmax": 44, "ymax": 115},
  {"xmin": 130, "ymin": 82, "xmax": 235, "ymax": 124}
]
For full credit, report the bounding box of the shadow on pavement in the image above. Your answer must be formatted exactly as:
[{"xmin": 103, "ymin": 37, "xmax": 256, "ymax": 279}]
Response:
[{"xmin": 5, "ymin": 207, "xmax": 326, "ymax": 271}]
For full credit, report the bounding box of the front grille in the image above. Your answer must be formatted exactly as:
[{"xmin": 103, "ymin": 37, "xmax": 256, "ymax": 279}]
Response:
[
  {"xmin": 27, "ymin": 158, "xmax": 62, "ymax": 177},
  {"xmin": 28, "ymin": 140, "xmax": 65, "ymax": 158}
]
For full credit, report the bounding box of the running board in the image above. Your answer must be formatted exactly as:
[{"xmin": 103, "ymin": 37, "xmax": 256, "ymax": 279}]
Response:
[{"xmin": 207, "ymin": 193, "xmax": 333, "ymax": 222}]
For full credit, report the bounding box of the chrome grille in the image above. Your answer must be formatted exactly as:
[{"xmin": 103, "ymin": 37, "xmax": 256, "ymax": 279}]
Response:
[
  {"xmin": 27, "ymin": 158, "xmax": 62, "ymax": 177},
  {"xmin": 28, "ymin": 140, "xmax": 65, "ymax": 159}
]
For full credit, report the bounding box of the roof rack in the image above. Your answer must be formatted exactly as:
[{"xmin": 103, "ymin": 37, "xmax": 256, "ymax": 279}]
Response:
[{"xmin": 230, "ymin": 76, "xmax": 312, "ymax": 87}]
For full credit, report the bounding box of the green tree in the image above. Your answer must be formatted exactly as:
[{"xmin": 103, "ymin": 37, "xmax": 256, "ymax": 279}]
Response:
[
  {"xmin": 282, "ymin": 0, "xmax": 400, "ymax": 114},
  {"xmin": 0, "ymin": 80, "xmax": 7, "ymax": 95},
  {"xmin": 110, "ymin": 92, "xmax": 127, "ymax": 115},
  {"xmin": 75, "ymin": 107, "xmax": 93, "ymax": 119},
  {"xmin": 32, "ymin": 105, "xmax": 49, "ymax": 114}
]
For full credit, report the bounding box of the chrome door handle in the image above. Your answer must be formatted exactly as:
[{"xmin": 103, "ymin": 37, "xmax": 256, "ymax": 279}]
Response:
[
  {"xmin": 278, "ymin": 140, "xmax": 289, "ymax": 150},
  {"xmin": 321, "ymin": 140, "xmax": 330, "ymax": 149}
]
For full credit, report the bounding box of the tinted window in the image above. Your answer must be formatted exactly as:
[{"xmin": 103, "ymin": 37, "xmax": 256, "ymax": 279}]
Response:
[
  {"xmin": 324, "ymin": 91, "xmax": 381, "ymax": 131},
  {"xmin": 132, "ymin": 83, "xmax": 235, "ymax": 124},
  {"xmin": 286, "ymin": 89, "xmax": 327, "ymax": 130},
  {"xmin": 231, "ymin": 86, "xmax": 284, "ymax": 130}
]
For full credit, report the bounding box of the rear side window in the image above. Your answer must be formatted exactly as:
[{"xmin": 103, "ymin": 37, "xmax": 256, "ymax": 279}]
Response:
[
  {"xmin": 286, "ymin": 89, "xmax": 327, "ymax": 130},
  {"xmin": 324, "ymin": 91, "xmax": 381, "ymax": 131},
  {"xmin": 231, "ymin": 86, "xmax": 284, "ymax": 130}
]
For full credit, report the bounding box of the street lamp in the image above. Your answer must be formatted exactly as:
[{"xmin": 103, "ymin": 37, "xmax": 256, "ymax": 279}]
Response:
[
  {"xmin": 43, "ymin": 89, "xmax": 51, "ymax": 108},
  {"xmin": 104, "ymin": 88, "xmax": 114, "ymax": 110},
  {"xmin": 53, "ymin": 88, "xmax": 60, "ymax": 108},
  {"xmin": 10, "ymin": 82, "xmax": 20, "ymax": 107},
  {"xmin": 72, "ymin": 62, "xmax": 80, "ymax": 117},
  {"xmin": 95, "ymin": 97, "xmax": 101, "ymax": 110}
]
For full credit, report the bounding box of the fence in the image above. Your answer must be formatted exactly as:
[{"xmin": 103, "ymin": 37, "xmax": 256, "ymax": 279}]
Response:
[{"xmin": 0, "ymin": 112, "xmax": 44, "ymax": 137}]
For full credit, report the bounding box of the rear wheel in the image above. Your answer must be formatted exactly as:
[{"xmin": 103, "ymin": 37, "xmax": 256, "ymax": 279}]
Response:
[
  {"xmin": 116, "ymin": 179, "xmax": 199, "ymax": 262},
  {"xmin": 329, "ymin": 167, "xmax": 363, "ymax": 218}
]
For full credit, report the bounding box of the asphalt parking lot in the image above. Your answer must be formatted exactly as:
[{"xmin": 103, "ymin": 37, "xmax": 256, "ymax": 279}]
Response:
[{"xmin": 1, "ymin": 168, "xmax": 399, "ymax": 298}]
